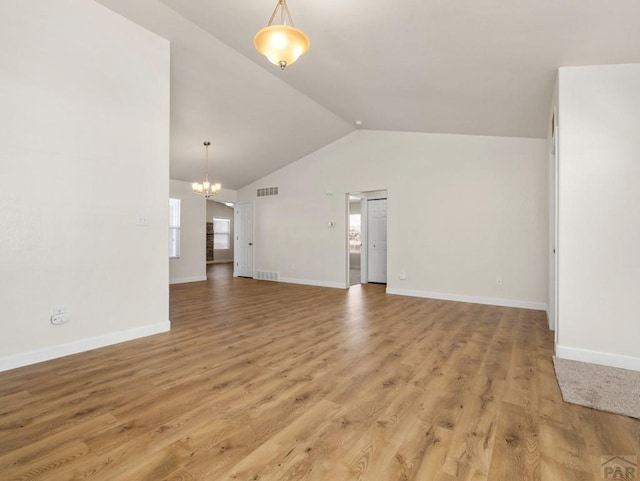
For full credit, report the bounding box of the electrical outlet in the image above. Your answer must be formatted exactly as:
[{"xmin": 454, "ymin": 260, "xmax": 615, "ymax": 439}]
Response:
[
  {"xmin": 51, "ymin": 314, "xmax": 67, "ymax": 325},
  {"xmin": 51, "ymin": 306, "xmax": 69, "ymax": 325},
  {"xmin": 496, "ymin": 277, "xmax": 502, "ymax": 286},
  {"xmin": 399, "ymin": 271, "xmax": 406, "ymax": 280}
]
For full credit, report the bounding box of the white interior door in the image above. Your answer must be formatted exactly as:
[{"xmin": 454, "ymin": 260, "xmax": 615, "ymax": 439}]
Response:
[
  {"xmin": 367, "ymin": 198, "xmax": 387, "ymax": 283},
  {"xmin": 234, "ymin": 202, "xmax": 254, "ymax": 278}
]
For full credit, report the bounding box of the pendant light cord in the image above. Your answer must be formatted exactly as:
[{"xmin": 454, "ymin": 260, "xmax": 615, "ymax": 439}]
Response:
[{"xmin": 204, "ymin": 141, "xmax": 211, "ymax": 183}]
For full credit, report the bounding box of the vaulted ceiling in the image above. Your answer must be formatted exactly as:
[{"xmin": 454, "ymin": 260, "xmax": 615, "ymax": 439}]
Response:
[{"xmin": 97, "ymin": 0, "xmax": 640, "ymax": 189}]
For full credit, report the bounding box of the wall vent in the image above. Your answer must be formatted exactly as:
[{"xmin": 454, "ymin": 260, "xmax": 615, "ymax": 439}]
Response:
[
  {"xmin": 257, "ymin": 186, "xmax": 279, "ymax": 197},
  {"xmin": 255, "ymin": 270, "xmax": 280, "ymax": 281}
]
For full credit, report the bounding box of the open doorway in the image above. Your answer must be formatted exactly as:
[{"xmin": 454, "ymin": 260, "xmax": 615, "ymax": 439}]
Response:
[
  {"xmin": 206, "ymin": 199, "xmax": 235, "ymax": 266},
  {"xmin": 348, "ymin": 196, "xmax": 362, "ymax": 286},
  {"xmin": 346, "ymin": 190, "xmax": 387, "ymax": 286}
]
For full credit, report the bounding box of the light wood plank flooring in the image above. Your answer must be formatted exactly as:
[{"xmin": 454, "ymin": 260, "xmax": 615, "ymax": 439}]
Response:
[{"xmin": 1, "ymin": 264, "xmax": 638, "ymax": 480}]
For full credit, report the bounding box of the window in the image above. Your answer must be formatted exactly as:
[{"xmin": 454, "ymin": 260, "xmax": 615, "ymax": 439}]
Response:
[
  {"xmin": 213, "ymin": 217, "xmax": 231, "ymax": 249},
  {"xmin": 169, "ymin": 198, "xmax": 180, "ymax": 258}
]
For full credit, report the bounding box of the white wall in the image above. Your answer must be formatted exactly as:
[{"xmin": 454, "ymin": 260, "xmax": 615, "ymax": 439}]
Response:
[
  {"xmin": 556, "ymin": 64, "xmax": 640, "ymax": 370},
  {"xmin": 238, "ymin": 130, "xmax": 548, "ymax": 308},
  {"xmin": 0, "ymin": 0, "xmax": 170, "ymax": 371},
  {"xmin": 170, "ymin": 180, "xmax": 206, "ymax": 283},
  {"xmin": 207, "ymin": 201, "xmax": 235, "ymax": 263},
  {"xmin": 213, "ymin": 187, "xmax": 238, "ymax": 205}
]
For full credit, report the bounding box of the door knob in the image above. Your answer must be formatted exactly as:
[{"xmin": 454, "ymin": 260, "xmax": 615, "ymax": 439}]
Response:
[{"xmin": 249, "ymin": 242, "xmax": 253, "ymax": 246}]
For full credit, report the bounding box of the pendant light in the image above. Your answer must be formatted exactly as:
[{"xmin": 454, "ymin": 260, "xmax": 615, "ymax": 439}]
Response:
[
  {"xmin": 254, "ymin": 0, "xmax": 310, "ymax": 70},
  {"xmin": 191, "ymin": 141, "xmax": 222, "ymax": 198}
]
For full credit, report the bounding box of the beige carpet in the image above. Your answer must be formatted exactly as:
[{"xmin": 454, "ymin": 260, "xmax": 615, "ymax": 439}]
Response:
[{"xmin": 553, "ymin": 357, "xmax": 640, "ymax": 419}]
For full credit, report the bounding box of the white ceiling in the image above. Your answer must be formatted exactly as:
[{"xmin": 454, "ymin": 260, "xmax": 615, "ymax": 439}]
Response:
[{"xmin": 97, "ymin": 0, "xmax": 640, "ymax": 189}]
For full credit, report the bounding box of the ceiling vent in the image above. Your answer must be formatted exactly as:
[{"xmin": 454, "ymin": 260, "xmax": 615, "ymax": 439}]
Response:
[{"xmin": 257, "ymin": 186, "xmax": 279, "ymax": 197}]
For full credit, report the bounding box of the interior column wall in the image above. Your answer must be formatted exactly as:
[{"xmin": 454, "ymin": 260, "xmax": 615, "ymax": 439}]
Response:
[
  {"xmin": 556, "ymin": 63, "xmax": 640, "ymax": 370},
  {"xmin": 0, "ymin": 0, "xmax": 170, "ymax": 370}
]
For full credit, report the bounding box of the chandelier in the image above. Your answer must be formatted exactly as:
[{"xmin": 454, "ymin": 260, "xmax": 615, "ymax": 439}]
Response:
[
  {"xmin": 191, "ymin": 141, "xmax": 222, "ymax": 198},
  {"xmin": 254, "ymin": 0, "xmax": 310, "ymax": 70}
]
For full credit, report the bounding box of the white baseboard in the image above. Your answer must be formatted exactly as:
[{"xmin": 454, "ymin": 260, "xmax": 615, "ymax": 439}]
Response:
[
  {"xmin": 386, "ymin": 287, "xmax": 547, "ymax": 311},
  {"xmin": 555, "ymin": 344, "xmax": 640, "ymax": 372},
  {"xmin": 169, "ymin": 275, "xmax": 207, "ymax": 285},
  {"xmin": 0, "ymin": 321, "xmax": 171, "ymax": 373},
  {"xmin": 279, "ymin": 277, "xmax": 348, "ymax": 289}
]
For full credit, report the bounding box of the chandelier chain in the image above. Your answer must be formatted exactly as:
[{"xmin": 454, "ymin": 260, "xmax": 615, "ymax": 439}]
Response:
[{"xmin": 268, "ymin": 0, "xmax": 295, "ymax": 27}]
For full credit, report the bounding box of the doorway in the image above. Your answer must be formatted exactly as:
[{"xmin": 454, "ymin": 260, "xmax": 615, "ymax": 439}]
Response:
[
  {"xmin": 346, "ymin": 190, "xmax": 388, "ymax": 286},
  {"xmin": 206, "ymin": 199, "xmax": 235, "ymax": 266},
  {"xmin": 348, "ymin": 196, "xmax": 362, "ymax": 286}
]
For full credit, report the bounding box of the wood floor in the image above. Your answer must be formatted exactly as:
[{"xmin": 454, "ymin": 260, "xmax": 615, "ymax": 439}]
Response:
[{"xmin": 1, "ymin": 264, "xmax": 638, "ymax": 480}]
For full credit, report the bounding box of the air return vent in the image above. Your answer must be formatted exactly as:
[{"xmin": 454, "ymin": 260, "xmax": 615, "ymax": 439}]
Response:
[
  {"xmin": 257, "ymin": 186, "xmax": 279, "ymax": 197},
  {"xmin": 255, "ymin": 270, "xmax": 279, "ymax": 281}
]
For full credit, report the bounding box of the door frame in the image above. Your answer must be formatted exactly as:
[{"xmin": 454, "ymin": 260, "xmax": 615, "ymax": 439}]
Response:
[
  {"xmin": 345, "ymin": 195, "xmax": 368, "ymax": 286},
  {"xmin": 346, "ymin": 190, "xmax": 388, "ymax": 287},
  {"xmin": 361, "ymin": 199, "xmax": 368, "ymax": 283},
  {"xmin": 550, "ymin": 109, "xmax": 560, "ymax": 343}
]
